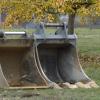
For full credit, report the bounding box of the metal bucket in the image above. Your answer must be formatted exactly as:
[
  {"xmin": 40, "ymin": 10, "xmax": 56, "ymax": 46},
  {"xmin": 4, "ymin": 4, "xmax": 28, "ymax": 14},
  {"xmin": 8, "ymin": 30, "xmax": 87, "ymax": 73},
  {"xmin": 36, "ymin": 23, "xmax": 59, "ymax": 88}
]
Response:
[
  {"xmin": 0, "ymin": 23, "xmax": 91, "ymax": 88},
  {"xmin": 0, "ymin": 32, "xmax": 46, "ymax": 88},
  {"xmin": 34, "ymin": 22, "xmax": 91, "ymax": 86}
]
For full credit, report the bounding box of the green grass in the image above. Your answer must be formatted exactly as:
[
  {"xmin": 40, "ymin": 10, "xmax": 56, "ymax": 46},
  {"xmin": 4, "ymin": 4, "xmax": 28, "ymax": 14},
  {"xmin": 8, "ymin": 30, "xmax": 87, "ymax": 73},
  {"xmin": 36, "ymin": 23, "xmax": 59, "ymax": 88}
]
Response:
[
  {"xmin": 76, "ymin": 28, "xmax": 100, "ymax": 55},
  {"xmin": 1, "ymin": 79, "xmax": 100, "ymax": 100},
  {"xmin": 76, "ymin": 28, "xmax": 100, "ymax": 85},
  {"xmin": 0, "ymin": 28, "xmax": 100, "ymax": 100}
]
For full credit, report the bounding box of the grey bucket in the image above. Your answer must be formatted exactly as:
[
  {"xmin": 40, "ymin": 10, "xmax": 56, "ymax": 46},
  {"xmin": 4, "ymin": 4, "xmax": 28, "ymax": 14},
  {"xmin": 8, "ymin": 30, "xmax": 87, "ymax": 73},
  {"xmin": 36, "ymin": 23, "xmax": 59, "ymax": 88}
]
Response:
[
  {"xmin": 0, "ymin": 24, "xmax": 91, "ymax": 88},
  {"xmin": 34, "ymin": 23, "xmax": 91, "ymax": 86}
]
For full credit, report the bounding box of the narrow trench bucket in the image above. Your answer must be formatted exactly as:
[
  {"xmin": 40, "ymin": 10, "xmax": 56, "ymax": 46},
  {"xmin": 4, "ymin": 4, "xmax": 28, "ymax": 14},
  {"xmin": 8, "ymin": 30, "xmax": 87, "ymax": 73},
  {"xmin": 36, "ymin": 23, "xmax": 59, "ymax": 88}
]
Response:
[
  {"xmin": 35, "ymin": 40, "xmax": 93, "ymax": 89},
  {"xmin": 36, "ymin": 43, "xmax": 91, "ymax": 84},
  {"xmin": 34, "ymin": 23, "xmax": 98, "ymax": 88}
]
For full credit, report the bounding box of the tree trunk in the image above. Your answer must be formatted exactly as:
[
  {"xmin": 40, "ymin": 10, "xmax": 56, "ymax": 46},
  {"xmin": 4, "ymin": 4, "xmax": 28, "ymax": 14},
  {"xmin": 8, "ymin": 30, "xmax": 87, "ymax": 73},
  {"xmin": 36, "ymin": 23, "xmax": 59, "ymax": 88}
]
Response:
[{"xmin": 68, "ymin": 13, "xmax": 75, "ymax": 34}]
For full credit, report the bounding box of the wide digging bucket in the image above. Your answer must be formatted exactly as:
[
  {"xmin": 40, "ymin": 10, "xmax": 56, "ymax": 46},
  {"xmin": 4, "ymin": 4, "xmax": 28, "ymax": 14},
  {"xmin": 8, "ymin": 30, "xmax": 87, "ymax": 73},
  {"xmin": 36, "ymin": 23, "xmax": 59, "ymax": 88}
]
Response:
[
  {"xmin": 0, "ymin": 32, "xmax": 47, "ymax": 88},
  {"xmin": 34, "ymin": 23, "xmax": 92, "ymax": 88}
]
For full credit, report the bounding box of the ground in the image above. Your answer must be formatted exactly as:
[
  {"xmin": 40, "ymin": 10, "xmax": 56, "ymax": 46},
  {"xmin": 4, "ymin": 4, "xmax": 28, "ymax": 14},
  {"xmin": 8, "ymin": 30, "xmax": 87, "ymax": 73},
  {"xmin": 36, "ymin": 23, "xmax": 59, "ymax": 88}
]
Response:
[{"xmin": 0, "ymin": 28, "xmax": 100, "ymax": 100}]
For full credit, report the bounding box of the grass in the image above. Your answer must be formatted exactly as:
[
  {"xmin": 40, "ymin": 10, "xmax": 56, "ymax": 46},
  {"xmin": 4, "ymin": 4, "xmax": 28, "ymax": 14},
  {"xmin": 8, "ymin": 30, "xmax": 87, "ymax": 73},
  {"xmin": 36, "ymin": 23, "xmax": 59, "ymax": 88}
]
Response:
[
  {"xmin": 76, "ymin": 28, "xmax": 100, "ymax": 55},
  {"xmin": 0, "ymin": 28, "xmax": 100, "ymax": 100},
  {"xmin": 1, "ymin": 81, "xmax": 100, "ymax": 100}
]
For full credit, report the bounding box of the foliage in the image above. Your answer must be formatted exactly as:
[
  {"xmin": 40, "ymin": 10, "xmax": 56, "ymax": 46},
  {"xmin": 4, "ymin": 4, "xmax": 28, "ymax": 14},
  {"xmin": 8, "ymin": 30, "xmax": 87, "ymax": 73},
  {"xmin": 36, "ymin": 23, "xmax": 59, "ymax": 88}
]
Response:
[{"xmin": 0, "ymin": 0, "xmax": 100, "ymax": 26}]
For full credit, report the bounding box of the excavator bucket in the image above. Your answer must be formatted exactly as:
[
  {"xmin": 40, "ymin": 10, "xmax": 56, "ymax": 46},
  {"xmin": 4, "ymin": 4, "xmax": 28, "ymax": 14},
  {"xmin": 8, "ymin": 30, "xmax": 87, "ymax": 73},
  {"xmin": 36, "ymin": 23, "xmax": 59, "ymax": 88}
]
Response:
[
  {"xmin": 0, "ymin": 23, "xmax": 95, "ymax": 89},
  {"xmin": 34, "ymin": 23, "xmax": 91, "ymax": 88},
  {"xmin": 0, "ymin": 32, "xmax": 47, "ymax": 88}
]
